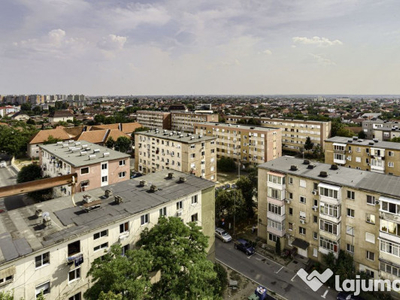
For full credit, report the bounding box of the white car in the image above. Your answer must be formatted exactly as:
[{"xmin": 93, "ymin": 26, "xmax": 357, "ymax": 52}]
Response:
[
  {"xmin": 0, "ymin": 161, "xmax": 6, "ymax": 168},
  {"xmin": 215, "ymin": 227, "xmax": 232, "ymax": 243}
]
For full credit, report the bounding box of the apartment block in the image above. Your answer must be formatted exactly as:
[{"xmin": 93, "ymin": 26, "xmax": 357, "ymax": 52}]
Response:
[
  {"xmin": 135, "ymin": 129, "xmax": 217, "ymax": 181},
  {"xmin": 194, "ymin": 123, "xmax": 282, "ymax": 166},
  {"xmin": 362, "ymin": 119, "xmax": 400, "ymax": 140},
  {"xmin": 0, "ymin": 171, "xmax": 215, "ymax": 300},
  {"xmin": 171, "ymin": 112, "xmax": 218, "ymax": 133},
  {"xmin": 325, "ymin": 136, "xmax": 400, "ymax": 176},
  {"xmin": 259, "ymin": 157, "xmax": 400, "ymax": 281},
  {"xmin": 39, "ymin": 141, "xmax": 130, "ymax": 196},
  {"xmin": 136, "ymin": 110, "xmax": 172, "ymax": 130},
  {"xmin": 224, "ymin": 115, "xmax": 331, "ymax": 152}
]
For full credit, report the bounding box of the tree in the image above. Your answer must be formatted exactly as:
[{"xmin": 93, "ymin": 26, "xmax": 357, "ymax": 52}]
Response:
[
  {"xmin": 94, "ymin": 114, "xmax": 106, "ymax": 124},
  {"xmin": 0, "ymin": 291, "xmax": 14, "ymax": 300},
  {"xmin": 358, "ymin": 130, "xmax": 366, "ymax": 139},
  {"xmin": 43, "ymin": 135, "xmax": 62, "ymax": 145},
  {"xmin": 304, "ymin": 136, "xmax": 314, "ymax": 151},
  {"xmin": 131, "ymin": 127, "xmax": 150, "ymax": 141},
  {"xmin": 115, "ymin": 136, "xmax": 131, "ymax": 153},
  {"xmin": 213, "ymin": 263, "xmax": 228, "ymax": 297},
  {"xmin": 215, "ymin": 189, "xmax": 246, "ymax": 222},
  {"xmin": 236, "ymin": 176, "xmax": 256, "ymax": 218},
  {"xmin": 217, "ymin": 157, "xmax": 236, "ymax": 172},
  {"xmin": 17, "ymin": 164, "xmax": 53, "ymax": 202},
  {"xmin": 275, "ymin": 237, "xmax": 281, "ymax": 255},
  {"xmin": 391, "ymin": 137, "xmax": 400, "ymax": 143},
  {"xmin": 26, "ymin": 118, "xmax": 36, "ymax": 125},
  {"xmin": 106, "ymin": 137, "xmax": 116, "ymax": 149}
]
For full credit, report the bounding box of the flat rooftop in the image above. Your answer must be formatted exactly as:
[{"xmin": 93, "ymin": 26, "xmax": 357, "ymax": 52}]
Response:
[
  {"xmin": 195, "ymin": 122, "xmax": 279, "ymax": 132},
  {"xmin": 325, "ymin": 136, "xmax": 400, "ymax": 150},
  {"xmin": 225, "ymin": 115, "xmax": 330, "ymax": 124},
  {"xmin": 0, "ymin": 170, "xmax": 215, "ymax": 265},
  {"xmin": 137, "ymin": 129, "xmax": 216, "ymax": 143},
  {"xmin": 260, "ymin": 156, "xmax": 400, "ymax": 199},
  {"xmin": 39, "ymin": 140, "xmax": 130, "ymax": 167}
]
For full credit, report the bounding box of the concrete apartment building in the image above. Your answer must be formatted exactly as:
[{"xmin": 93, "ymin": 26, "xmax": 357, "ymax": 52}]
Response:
[
  {"xmin": 171, "ymin": 112, "xmax": 219, "ymax": 133},
  {"xmin": 194, "ymin": 123, "xmax": 282, "ymax": 166},
  {"xmin": 325, "ymin": 136, "xmax": 400, "ymax": 176},
  {"xmin": 135, "ymin": 129, "xmax": 217, "ymax": 181},
  {"xmin": 362, "ymin": 119, "xmax": 400, "ymax": 140},
  {"xmin": 0, "ymin": 171, "xmax": 215, "ymax": 300},
  {"xmin": 224, "ymin": 115, "xmax": 331, "ymax": 152},
  {"xmin": 39, "ymin": 141, "xmax": 130, "ymax": 196},
  {"xmin": 136, "ymin": 110, "xmax": 172, "ymax": 130},
  {"xmin": 259, "ymin": 156, "xmax": 400, "ymax": 282}
]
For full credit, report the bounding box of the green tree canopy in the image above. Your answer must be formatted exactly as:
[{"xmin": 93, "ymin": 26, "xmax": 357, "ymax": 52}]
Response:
[
  {"xmin": 115, "ymin": 136, "xmax": 131, "ymax": 153},
  {"xmin": 17, "ymin": 164, "xmax": 53, "ymax": 202},
  {"xmin": 43, "ymin": 135, "xmax": 62, "ymax": 145},
  {"xmin": 106, "ymin": 137, "xmax": 115, "ymax": 149},
  {"xmin": 304, "ymin": 136, "xmax": 314, "ymax": 151},
  {"xmin": 236, "ymin": 176, "xmax": 256, "ymax": 218},
  {"xmin": 217, "ymin": 157, "xmax": 236, "ymax": 172},
  {"xmin": 215, "ymin": 189, "xmax": 246, "ymax": 222}
]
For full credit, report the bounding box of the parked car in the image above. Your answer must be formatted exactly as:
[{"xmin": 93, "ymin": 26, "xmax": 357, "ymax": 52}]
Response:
[
  {"xmin": 0, "ymin": 161, "xmax": 6, "ymax": 168},
  {"xmin": 131, "ymin": 172, "xmax": 143, "ymax": 179},
  {"xmin": 215, "ymin": 228, "xmax": 232, "ymax": 243},
  {"xmin": 337, "ymin": 292, "xmax": 365, "ymax": 300},
  {"xmin": 234, "ymin": 239, "xmax": 255, "ymax": 255}
]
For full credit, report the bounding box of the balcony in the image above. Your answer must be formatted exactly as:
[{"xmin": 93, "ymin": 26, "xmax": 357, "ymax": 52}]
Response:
[
  {"xmin": 267, "ymin": 225, "xmax": 285, "ymax": 238},
  {"xmin": 333, "ymin": 157, "xmax": 346, "ymax": 165},
  {"xmin": 379, "ymin": 231, "xmax": 400, "ymax": 245},
  {"xmin": 319, "ymin": 229, "xmax": 340, "ymax": 241},
  {"xmin": 319, "ymin": 213, "xmax": 341, "ymax": 224},
  {"xmin": 267, "ymin": 211, "xmax": 286, "ymax": 223}
]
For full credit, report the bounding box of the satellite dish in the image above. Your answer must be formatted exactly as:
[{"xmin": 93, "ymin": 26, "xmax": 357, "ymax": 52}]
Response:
[{"xmin": 42, "ymin": 212, "xmax": 50, "ymax": 218}]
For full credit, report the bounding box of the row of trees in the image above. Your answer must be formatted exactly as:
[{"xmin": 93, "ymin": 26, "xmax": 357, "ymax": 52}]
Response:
[{"xmin": 0, "ymin": 122, "xmax": 38, "ymax": 157}]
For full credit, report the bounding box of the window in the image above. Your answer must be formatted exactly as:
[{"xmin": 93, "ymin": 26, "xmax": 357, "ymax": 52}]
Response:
[
  {"xmin": 80, "ymin": 167, "xmax": 89, "ymax": 174},
  {"xmin": 381, "ymin": 201, "xmax": 400, "ymax": 214},
  {"xmin": 381, "ymin": 240, "xmax": 400, "ymax": 257},
  {"xmin": 288, "ymin": 222, "xmax": 293, "ymax": 231},
  {"xmin": 101, "ymin": 163, "xmax": 107, "ymax": 170},
  {"xmin": 176, "ymin": 201, "xmax": 183, "ymax": 210},
  {"xmin": 380, "ymin": 262, "xmax": 400, "ymax": 277},
  {"xmin": 268, "ymin": 187, "xmax": 282, "ymax": 200},
  {"xmin": 289, "ymin": 177, "xmax": 293, "ymax": 184},
  {"xmin": 69, "ymin": 292, "xmax": 82, "ymax": 300},
  {"xmin": 119, "ymin": 160, "xmax": 126, "ymax": 166},
  {"xmin": 319, "ymin": 187, "xmax": 338, "ymax": 199},
  {"xmin": 35, "ymin": 282, "xmax": 50, "ymax": 298},
  {"xmin": 94, "ymin": 242, "xmax": 108, "ymax": 252},
  {"xmin": 35, "ymin": 252, "xmax": 50, "ymax": 268},
  {"xmin": 299, "ymin": 227, "xmax": 306, "ymax": 235},
  {"xmin": 268, "ymin": 203, "xmax": 282, "ymax": 215},
  {"xmin": 366, "ymin": 232, "xmax": 375, "ymax": 244},
  {"xmin": 289, "ymin": 208, "xmax": 293, "ymax": 215},
  {"xmin": 191, "ymin": 213, "xmax": 198, "ymax": 222},
  {"xmin": 0, "ymin": 275, "xmax": 13, "ymax": 286},
  {"xmin": 388, "ymin": 162, "xmax": 394, "ymax": 168},
  {"xmin": 320, "ymin": 220, "xmax": 338, "ymax": 234},
  {"xmin": 313, "ymin": 232, "xmax": 318, "ymax": 240},
  {"xmin": 299, "ymin": 196, "xmax": 306, "ymax": 204},
  {"xmin": 356, "ymin": 157, "xmax": 361, "ymax": 163},
  {"xmin": 347, "ymin": 191, "xmax": 355, "ymax": 200},
  {"xmin": 267, "ymin": 219, "xmax": 284, "ymax": 231},
  {"xmin": 346, "ymin": 226, "xmax": 354, "ymax": 236},
  {"xmin": 141, "ymin": 214, "xmax": 149, "ymax": 225},
  {"xmin": 118, "ymin": 171, "xmax": 126, "ymax": 178},
  {"xmin": 366, "ymin": 213, "xmax": 375, "ymax": 224},
  {"xmin": 388, "ymin": 151, "xmax": 394, "ymax": 157},
  {"xmin": 69, "ymin": 268, "xmax": 81, "ymax": 282},
  {"xmin": 313, "ymin": 215, "xmax": 318, "ymax": 223},
  {"xmin": 347, "ymin": 208, "xmax": 355, "ymax": 218},
  {"xmin": 120, "ymin": 222, "xmax": 129, "ymax": 233},
  {"xmin": 191, "ymin": 195, "xmax": 198, "ymax": 204},
  {"xmin": 68, "ymin": 241, "xmax": 80, "ymax": 256},
  {"xmin": 320, "ymin": 237, "xmax": 338, "ymax": 252},
  {"xmin": 320, "ymin": 203, "xmax": 340, "ymax": 218},
  {"xmin": 268, "ymin": 174, "xmax": 284, "ymax": 184},
  {"xmin": 346, "ymin": 244, "xmax": 354, "ymax": 254},
  {"xmin": 101, "ymin": 176, "xmax": 108, "ymax": 182},
  {"xmin": 367, "ymin": 195, "xmax": 375, "ymax": 205},
  {"xmin": 288, "ymin": 192, "xmax": 293, "ymax": 199},
  {"xmin": 366, "ymin": 251, "xmax": 375, "ymax": 261},
  {"xmin": 300, "ymin": 179, "xmax": 306, "ymax": 188},
  {"xmin": 159, "ymin": 207, "xmax": 167, "ymax": 217},
  {"xmin": 93, "ymin": 230, "xmax": 108, "ymax": 240},
  {"xmin": 190, "ymin": 153, "xmax": 195, "ymax": 158},
  {"xmin": 269, "ymin": 233, "xmax": 278, "ymax": 242}
]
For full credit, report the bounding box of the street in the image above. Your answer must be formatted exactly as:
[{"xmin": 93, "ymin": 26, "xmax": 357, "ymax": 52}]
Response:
[{"xmin": 216, "ymin": 239, "xmax": 337, "ymax": 300}]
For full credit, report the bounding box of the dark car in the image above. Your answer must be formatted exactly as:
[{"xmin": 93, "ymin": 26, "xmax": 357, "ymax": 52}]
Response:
[
  {"xmin": 234, "ymin": 239, "xmax": 255, "ymax": 255},
  {"xmin": 337, "ymin": 292, "xmax": 365, "ymax": 300}
]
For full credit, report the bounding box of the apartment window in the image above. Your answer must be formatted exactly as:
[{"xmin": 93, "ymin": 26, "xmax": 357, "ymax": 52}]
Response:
[
  {"xmin": 381, "ymin": 201, "xmax": 400, "ymax": 214},
  {"xmin": 288, "ymin": 222, "xmax": 293, "ymax": 231},
  {"xmin": 93, "ymin": 230, "xmax": 108, "ymax": 240},
  {"xmin": 313, "ymin": 215, "xmax": 318, "ymax": 223},
  {"xmin": 346, "ymin": 226, "xmax": 354, "ymax": 236},
  {"xmin": 159, "ymin": 207, "xmax": 167, "ymax": 217},
  {"xmin": 320, "ymin": 220, "xmax": 338, "ymax": 234},
  {"xmin": 101, "ymin": 163, "xmax": 107, "ymax": 170},
  {"xmin": 388, "ymin": 151, "xmax": 394, "ymax": 157},
  {"xmin": 118, "ymin": 171, "xmax": 126, "ymax": 178},
  {"xmin": 268, "ymin": 174, "xmax": 284, "ymax": 184},
  {"xmin": 69, "ymin": 292, "xmax": 82, "ymax": 300},
  {"xmin": 190, "ymin": 144, "xmax": 195, "ymax": 149},
  {"xmin": 268, "ymin": 187, "xmax": 281, "ymax": 199},
  {"xmin": 365, "ymin": 232, "xmax": 375, "ymax": 244},
  {"xmin": 191, "ymin": 195, "xmax": 198, "ymax": 204},
  {"xmin": 299, "ymin": 196, "xmax": 306, "ymax": 204},
  {"xmin": 299, "ymin": 227, "xmax": 306, "ymax": 235},
  {"xmin": 80, "ymin": 167, "xmax": 89, "ymax": 175},
  {"xmin": 288, "ymin": 177, "xmax": 293, "ymax": 185},
  {"xmin": 388, "ymin": 162, "xmax": 394, "ymax": 168},
  {"xmin": 380, "ymin": 262, "xmax": 400, "ymax": 277},
  {"xmin": 347, "ymin": 191, "xmax": 355, "ymax": 200},
  {"xmin": 346, "ymin": 244, "xmax": 354, "ymax": 254},
  {"xmin": 190, "ymin": 153, "xmax": 196, "ymax": 158},
  {"xmin": 177, "ymin": 201, "xmax": 183, "ymax": 210},
  {"xmin": 35, "ymin": 282, "xmax": 50, "ymax": 298},
  {"xmin": 319, "ymin": 187, "xmax": 338, "ymax": 199},
  {"xmin": 313, "ymin": 182, "xmax": 318, "ymax": 190},
  {"xmin": 0, "ymin": 274, "xmax": 13, "ymax": 286},
  {"xmin": 289, "ymin": 208, "xmax": 293, "ymax": 215},
  {"xmin": 299, "ymin": 179, "xmax": 306, "ymax": 188},
  {"xmin": 141, "ymin": 214, "xmax": 149, "ymax": 225},
  {"xmin": 347, "ymin": 208, "xmax": 355, "ymax": 218},
  {"xmin": 94, "ymin": 242, "xmax": 108, "ymax": 252},
  {"xmin": 69, "ymin": 268, "xmax": 81, "ymax": 282},
  {"xmin": 119, "ymin": 160, "xmax": 126, "ymax": 166},
  {"xmin": 288, "ymin": 192, "xmax": 293, "ymax": 200},
  {"xmin": 267, "ymin": 219, "xmax": 284, "ymax": 231},
  {"xmin": 101, "ymin": 176, "xmax": 108, "ymax": 182},
  {"xmin": 34, "ymin": 252, "xmax": 50, "ymax": 268},
  {"xmin": 268, "ymin": 203, "xmax": 282, "ymax": 215},
  {"xmin": 366, "ymin": 213, "xmax": 375, "ymax": 224},
  {"xmin": 120, "ymin": 222, "xmax": 129, "ymax": 233},
  {"xmin": 320, "ymin": 203, "xmax": 340, "ymax": 218},
  {"xmin": 366, "ymin": 251, "xmax": 375, "ymax": 261},
  {"xmin": 312, "ymin": 232, "xmax": 317, "ymax": 240},
  {"xmin": 268, "ymin": 233, "xmax": 278, "ymax": 242},
  {"xmin": 320, "ymin": 237, "xmax": 338, "ymax": 252},
  {"xmin": 366, "ymin": 195, "xmax": 375, "ymax": 205},
  {"xmin": 68, "ymin": 241, "xmax": 80, "ymax": 256},
  {"xmin": 191, "ymin": 213, "xmax": 198, "ymax": 222}
]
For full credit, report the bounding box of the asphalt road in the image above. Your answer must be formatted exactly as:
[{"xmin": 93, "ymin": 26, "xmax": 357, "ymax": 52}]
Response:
[
  {"xmin": 216, "ymin": 239, "xmax": 337, "ymax": 300},
  {"xmin": 0, "ymin": 163, "xmax": 33, "ymax": 211}
]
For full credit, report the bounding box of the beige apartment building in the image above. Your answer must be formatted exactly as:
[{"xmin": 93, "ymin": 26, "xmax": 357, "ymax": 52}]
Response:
[
  {"xmin": 362, "ymin": 119, "xmax": 400, "ymax": 139},
  {"xmin": 259, "ymin": 156, "xmax": 400, "ymax": 282},
  {"xmin": 0, "ymin": 171, "xmax": 215, "ymax": 300},
  {"xmin": 171, "ymin": 112, "xmax": 219, "ymax": 133},
  {"xmin": 136, "ymin": 110, "xmax": 171, "ymax": 130},
  {"xmin": 194, "ymin": 123, "xmax": 282, "ymax": 166},
  {"xmin": 39, "ymin": 141, "xmax": 130, "ymax": 196},
  {"xmin": 224, "ymin": 115, "xmax": 331, "ymax": 152},
  {"xmin": 325, "ymin": 136, "xmax": 400, "ymax": 176},
  {"xmin": 135, "ymin": 129, "xmax": 217, "ymax": 181}
]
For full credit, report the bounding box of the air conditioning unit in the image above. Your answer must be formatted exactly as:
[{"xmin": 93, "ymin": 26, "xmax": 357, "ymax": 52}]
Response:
[
  {"xmin": 176, "ymin": 211, "xmax": 182, "ymax": 217},
  {"xmin": 348, "ymin": 150, "xmax": 352, "ymax": 153},
  {"xmin": 285, "ymin": 199, "xmax": 291, "ymax": 204},
  {"xmin": 312, "ymin": 206, "xmax": 318, "ymax": 211},
  {"xmin": 300, "ymin": 219, "xmax": 305, "ymax": 224},
  {"xmin": 312, "ymin": 190, "xmax": 318, "ymax": 195}
]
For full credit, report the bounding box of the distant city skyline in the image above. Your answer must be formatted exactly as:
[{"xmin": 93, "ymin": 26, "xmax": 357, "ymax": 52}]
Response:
[{"xmin": 0, "ymin": 0, "xmax": 399, "ymax": 95}]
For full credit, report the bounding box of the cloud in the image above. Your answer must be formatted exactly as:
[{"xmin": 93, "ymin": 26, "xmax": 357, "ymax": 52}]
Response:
[
  {"xmin": 98, "ymin": 34, "xmax": 127, "ymax": 51},
  {"xmin": 293, "ymin": 36, "xmax": 343, "ymax": 47},
  {"xmin": 259, "ymin": 49, "xmax": 272, "ymax": 55},
  {"xmin": 309, "ymin": 53, "xmax": 336, "ymax": 66}
]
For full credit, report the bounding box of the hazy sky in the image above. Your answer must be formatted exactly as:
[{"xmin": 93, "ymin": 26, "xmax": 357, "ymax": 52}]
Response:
[{"xmin": 0, "ymin": 0, "xmax": 399, "ymax": 95}]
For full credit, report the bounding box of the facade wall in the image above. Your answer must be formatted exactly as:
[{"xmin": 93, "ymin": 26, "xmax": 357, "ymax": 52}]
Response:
[
  {"xmin": 171, "ymin": 113, "xmax": 219, "ymax": 133},
  {"xmin": 136, "ymin": 111, "xmax": 171, "ymax": 130}
]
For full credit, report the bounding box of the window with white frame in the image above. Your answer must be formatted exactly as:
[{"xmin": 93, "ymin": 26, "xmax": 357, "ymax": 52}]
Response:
[
  {"xmin": 267, "ymin": 187, "xmax": 281, "ymax": 199},
  {"xmin": 347, "ymin": 191, "xmax": 355, "ymax": 200},
  {"xmin": 366, "ymin": 195, "xmax": 375, "ymax": 205},
  {"xmin": 267, "ymin": 219, "xmax": 284, "ymax": 231},
  {"xmin": 118, "ymin": 171, "xmax": 126, "ymax": 178},
  {"xmin": 191, "ymin": 195, "xmax": 198, "ymax": 204},
  {"xmin": 366, "ymin": 213, "xmax": 375, "ymax": 224},
  {"xmin": 299, "ymin": 196, "xmax": 306, "ymax": 204},
  {"xmin": 69, "ymin": 292, "xmax": 82, "ymax": 300},
  {"xmin": 0, "ymin": 274, "xmax": 13, "ymax": 286},
  {"xmin": 319, "ymin": 237, "xmax": 338, "ymax": 252},
  {"xmin": 268, "ymin": 203, "xmax": 282, "ymax": 215},
  {"xmin": 93, "ymin": 230, "xmax": 108, "ymax": 240},
  {"xmin": 268, "ymin": 174, "xmax": 284, "ymax": 184},
  {"xmin": 119, "ymin": 160, "xmax": 126, "ymax": 166},
  {"xmin": 320, "ymin": 203, "xmax": 340, "ymax": 218},
  {"xmin": 268, "ymin": 233, "xmax": 278, "ymax": 242},
  {"xmin": 120, "ymin": 222, "xmax": 129, "ymax": 233},
  {"xmin": 346, "ymin": 243, "xmax": 354, "ymax": 254},
  {"xmin": 35, "ymin": 282, "xmax": 50, "ymax": 298},
  {"xmin": 366, "ymin": 251, "xmax": 375, "ymax": 261},
  {"xmin": 69, "ymin": 268, "xmax": 81, "ymax": 282},
  {"xmin": 191, "ymin": 213, "xmax": 198, "ymax": 222},
  {"xmin": 320, "ymin": 220, "xmax": 338, "ymax": 234},
  {"xmin": 299, "ymin": 179, "xmax": 306, "ymax": 188},
  {"xmin": 319, "ymin": 187, "xmax": 338, "ymax": 199},
  {"xmin": 380, "ymin": 240, "xmax": 400, "ymax": 257},
  {"xmin": 176, "ymin": 201, "xmax": 183, "ymax": 210},
  {"xmin": 80, "ymin": 167, "xmax": 89, "ymax": 175},
  {"xmin": 101, "ymin": 176, "xmax": 108, "ymax": 182},
  {"xmin": 388, "ymin": 162, "xmax": 394, "ymax": 168},
  {"xmin": 347, "ymin": 208, "xmax": 355, "ymax": 217},
  {"xmin": 381, "ymin": 201, "xmax": 400, "ymax": 215},
  {"xmin": 159, "ymin": 207, "xmax": 167, "ymax": 217},
  {"xmin": 141, "ymin": 214, "xmax": 149, "ymax": 225},
  {"xmin": 299, "ymin": 227, "xmax": 306, "ymax": 235},
  {"xmin": 346, "ymin": 225, "xmax": 354, "ymax": 236},
  {"xmin": 101, "ymin": 163, "xmax": 107, "ymax": 170},
  {"xmin": 388, "ymin": 151, "xmax": 394, "ymax": 157},
  {"xmin": 35, "ymin": 252, "xmax": 50, "ymax": 268},
  {"xmin": 365, "ymin": 232, "xmax": 375, "ymax": 244},
  {"xmin": 94, "ymin": 242, "xmax": 108, "ymax": 252}
]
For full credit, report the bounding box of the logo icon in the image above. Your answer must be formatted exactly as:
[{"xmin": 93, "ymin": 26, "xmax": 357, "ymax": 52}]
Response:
[{"xmin": 297, "ymin": 268, "xmax": 333, "ymax": 291}]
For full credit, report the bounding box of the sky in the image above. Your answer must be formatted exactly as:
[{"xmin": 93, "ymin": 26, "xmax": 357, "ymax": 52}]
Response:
[{"xmin": 0, "ymin": 0, "xmax": 399, "ymax": 96}]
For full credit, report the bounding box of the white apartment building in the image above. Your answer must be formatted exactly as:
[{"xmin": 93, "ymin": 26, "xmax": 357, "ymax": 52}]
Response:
[
  {"xmin": 171, "ymin": 112, "xmax": 218, "ymax": 133},
  {"xmin": 0, "ymin": 171, "xmax": 215, "ymax": 300}
]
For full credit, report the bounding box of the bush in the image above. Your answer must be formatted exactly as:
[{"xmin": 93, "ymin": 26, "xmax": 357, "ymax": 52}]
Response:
[{"xmin": 213, "ymin": 263, "xmax": 228, "ymax": 296}]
